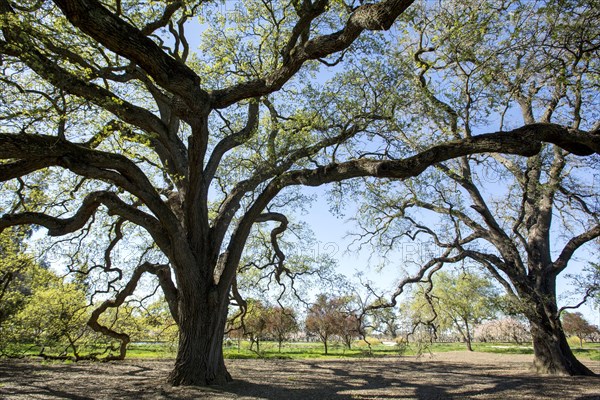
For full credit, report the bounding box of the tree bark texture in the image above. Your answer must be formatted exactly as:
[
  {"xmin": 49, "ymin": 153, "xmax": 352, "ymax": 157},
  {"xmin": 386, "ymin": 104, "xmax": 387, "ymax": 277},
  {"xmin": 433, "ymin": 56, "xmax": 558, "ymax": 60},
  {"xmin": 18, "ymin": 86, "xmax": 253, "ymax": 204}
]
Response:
[
  {"xmin": 522, "ymin": 288, "xmax": 594, "ymax": 376},
  {"xmin": 167, "ymin": 282, "xmax": 232, "ymax": 386}
]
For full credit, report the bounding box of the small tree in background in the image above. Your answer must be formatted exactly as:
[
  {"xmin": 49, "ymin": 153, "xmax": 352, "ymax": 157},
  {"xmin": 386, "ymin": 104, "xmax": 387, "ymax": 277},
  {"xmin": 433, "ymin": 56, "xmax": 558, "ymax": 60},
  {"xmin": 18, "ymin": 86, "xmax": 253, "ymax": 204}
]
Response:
[
  {"xmin": 265, "ymin": 306, "xmax": 298, "ymax": 352},
  {"xmin": 12, "ymin": 272, "xmax": 91, "ymax": 359},
  {"xmin": 306, "ymin": 294, "xmax": 346, "ymax": 355},
  {"xmin": 369, "ymin": 304, "xmax": 401, "ymax": 339},
  {"xmin": 0, "ymin": 230, "xmax": 97, "ymax": 359},
  {"xmin": 228, "ymin": 299, "xmax": 269, "ymax": 353},
  {"xmin": 0, "ymin": 229, "xmax": 39, "ymax": 331},
  {"xmin": 339, "ymin": 312, "xmax": 361, "ymax": 350},
  {"xmin": 410, "ymin": 271, "xmax": 499, "ymax": 351},
  {"xmin": 562, "ymin": 312, "xmax": 599, "ymax": 348}
]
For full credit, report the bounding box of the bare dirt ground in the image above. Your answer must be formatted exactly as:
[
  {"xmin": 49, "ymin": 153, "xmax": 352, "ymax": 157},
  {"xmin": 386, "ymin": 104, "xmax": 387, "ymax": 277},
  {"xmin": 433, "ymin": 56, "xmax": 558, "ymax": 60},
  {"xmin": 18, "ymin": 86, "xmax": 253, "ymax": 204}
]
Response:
[{"xmin": 1, "ymin": 352, "xmax": 598, "ymax": 399}]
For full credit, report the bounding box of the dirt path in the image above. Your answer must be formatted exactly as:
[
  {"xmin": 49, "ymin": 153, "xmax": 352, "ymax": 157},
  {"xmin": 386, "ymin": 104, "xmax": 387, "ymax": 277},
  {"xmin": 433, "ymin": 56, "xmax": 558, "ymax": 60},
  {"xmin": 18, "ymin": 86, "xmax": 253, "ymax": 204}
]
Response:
[{"xmin": 1, "ymin": 352, "xmax": 598, "ymax": 399}]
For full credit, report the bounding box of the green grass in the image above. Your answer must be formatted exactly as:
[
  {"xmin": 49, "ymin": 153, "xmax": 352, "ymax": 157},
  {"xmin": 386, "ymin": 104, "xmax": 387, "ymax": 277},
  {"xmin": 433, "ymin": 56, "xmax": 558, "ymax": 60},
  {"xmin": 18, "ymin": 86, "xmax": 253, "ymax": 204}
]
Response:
[
  {"xmin": 5, "ymin": 340, "xmax": 598, "ymax": 361},
  {"xmin": 221, "ymin": 340, "xmax": 600, "ymax": 360},
  {"xmin": 571, "ymin": 343, "xmax": 600, "ymax": 361},
  {"xmin": 470, "ymin": 342, "xmax": 534, "ymax": 355},
  {"xmin": 223, "ymin": 341, "xmax": 387, "ymax": 359},
  {"xmin": 1, "ymin": 342, "xmax": 178, "ymax": 360},
  {"xmin": 126, "ymin": 343, "xmax": 177, "ymax": 359}
]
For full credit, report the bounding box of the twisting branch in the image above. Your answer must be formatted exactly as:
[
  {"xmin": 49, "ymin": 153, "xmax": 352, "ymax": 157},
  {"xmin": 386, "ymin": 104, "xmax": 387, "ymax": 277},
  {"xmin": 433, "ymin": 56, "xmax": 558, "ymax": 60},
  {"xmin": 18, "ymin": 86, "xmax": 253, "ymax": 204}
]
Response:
[
  {"xmin": 51, "ymin": 0, "xmax": 209, "ymax": 110},
  {"xmin": 0, "ymin": 190, "xmax": 169, "ymax": 250},
  {"xmin": 205, "ymin": 100, "xmax": 260, "ymax": 183},
  {"xmin": 140, "ymin": 1, "xmax": 184, "ymax": 36},
  {"xmin": 87, "ymin": 262, "xmax": 170, "ymax": 360},
  {"xmin": 355, "ymin": 251, "xmax": 458, "ymax": 350},
  {"xmin": 226, "ymin": 277, "xmax": 248, "ymax": 335},
  {"xmin": 558, "ymin": 285, "xmax": 599, "ymax": 315},
  {"xmin": 210, "ymin": 0, "xmax": 416, "ymax": 108},
  {"xmin": 368, "ymin": 249, "xmax": 464, "ymax": 311},
  {"xmin": 254, "ymin": 212, "xmax": 289, "ymax": 283},
  {"xmin": 552, "ymin": 224, "xmax": 600, "ymax": 273}
]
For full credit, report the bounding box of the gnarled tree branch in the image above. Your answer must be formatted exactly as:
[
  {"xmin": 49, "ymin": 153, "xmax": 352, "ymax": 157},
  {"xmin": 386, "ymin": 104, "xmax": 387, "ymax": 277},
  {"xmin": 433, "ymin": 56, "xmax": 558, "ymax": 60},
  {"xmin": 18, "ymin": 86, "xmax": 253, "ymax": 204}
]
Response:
[
  {"xmin": 87, "ymin": 262, "xmax": 171, "ymax": 360},
  {"xmin": 552, "ymin": 224, "xmax": 600, "ymax": 274},
  {"xmin": 254, "ymin": 212, "xmax": 289, "ymax": 283},
  {"xmin": 0, "ymin": 190, "xmax": 169, "ymax": 251},
  {"xmin": 210, "ymin": 0, "xmax": 415, "ymax": 108},
  {"xmin": 51, "ymin": 0, "xmax": 209, "ymax": 110}
]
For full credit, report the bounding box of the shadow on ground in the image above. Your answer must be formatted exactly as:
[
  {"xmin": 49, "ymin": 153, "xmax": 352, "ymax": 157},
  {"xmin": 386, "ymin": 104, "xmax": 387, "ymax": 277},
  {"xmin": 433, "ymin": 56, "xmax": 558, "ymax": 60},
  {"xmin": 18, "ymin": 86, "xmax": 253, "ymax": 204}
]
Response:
[{"xmin": 0, "ymin": 354, "xmax": 598, "ymax": 399}]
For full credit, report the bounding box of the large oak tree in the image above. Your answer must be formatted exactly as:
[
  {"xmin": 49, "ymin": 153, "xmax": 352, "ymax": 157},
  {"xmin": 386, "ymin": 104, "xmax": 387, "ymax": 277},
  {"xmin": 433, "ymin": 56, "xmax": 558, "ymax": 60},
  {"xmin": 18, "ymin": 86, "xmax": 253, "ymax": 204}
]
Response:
[
  {"xmin": 0, "ymin": 0, "xmax": 599, "ymax": 385},
  {"xmin": 355, "ymin": 0, "xmax": 599, "ymax": 376}
]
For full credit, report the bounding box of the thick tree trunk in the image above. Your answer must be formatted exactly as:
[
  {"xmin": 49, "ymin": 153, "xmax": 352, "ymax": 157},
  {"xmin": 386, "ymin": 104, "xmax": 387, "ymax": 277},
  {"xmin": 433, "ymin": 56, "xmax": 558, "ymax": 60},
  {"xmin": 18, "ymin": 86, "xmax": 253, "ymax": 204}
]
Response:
[
  {"xmin": 529, "ymin": 314, "xmax": 594, "ymax": 376},
  {"xmin": 523, "ymin": 287, "xmax": 595, "ymax": 376},
  {"xmin": 167, "ymin": 286, "xmax": 231, "ymax": 386}
]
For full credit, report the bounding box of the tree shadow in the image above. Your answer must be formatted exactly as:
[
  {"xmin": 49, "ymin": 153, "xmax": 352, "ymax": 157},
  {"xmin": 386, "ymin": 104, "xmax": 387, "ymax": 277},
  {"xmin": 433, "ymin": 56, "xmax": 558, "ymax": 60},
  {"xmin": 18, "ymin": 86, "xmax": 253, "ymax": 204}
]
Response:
[
  {"xmin": 1, "ymin": 357, "xmax": 598, "ymax": 399},
  {"xmin": 1, "ymin": 383, "xmax": 95, "ymax": 400},
  {"xmin": 208, "ymin": 359, "xmax": 596, "ymax": 400}
]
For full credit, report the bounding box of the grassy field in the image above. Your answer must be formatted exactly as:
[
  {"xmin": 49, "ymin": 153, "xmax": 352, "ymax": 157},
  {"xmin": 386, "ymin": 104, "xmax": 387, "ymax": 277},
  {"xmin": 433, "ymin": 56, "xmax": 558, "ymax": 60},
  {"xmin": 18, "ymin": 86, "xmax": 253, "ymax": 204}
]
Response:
[
  {"xmin": 122, "ymin": 339, "xmax": 600, "ymax": 361},
  {"xmin": 6, "ymin": 339, "xmax": 598, "ymax": 361}
]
